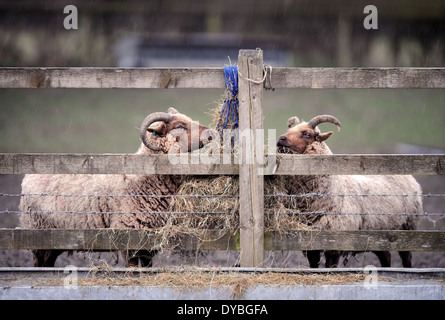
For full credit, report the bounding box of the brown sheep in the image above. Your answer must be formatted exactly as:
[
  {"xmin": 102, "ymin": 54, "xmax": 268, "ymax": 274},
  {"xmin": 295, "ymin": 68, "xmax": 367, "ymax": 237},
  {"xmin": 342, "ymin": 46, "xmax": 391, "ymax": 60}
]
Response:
[
  {"xmin": 277, "ymin": 115, "xmax": 422, "ymax": 268},
  {"xmin": 19, "ymin": 107, "xmax": 213, "ymax": 267}
]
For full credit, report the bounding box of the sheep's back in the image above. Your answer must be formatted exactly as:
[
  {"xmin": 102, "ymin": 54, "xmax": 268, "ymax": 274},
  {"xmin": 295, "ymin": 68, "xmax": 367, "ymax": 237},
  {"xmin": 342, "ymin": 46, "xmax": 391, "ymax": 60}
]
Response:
[
  {"xmin": 19, "ymin": 174, "xmax": 119, "ymax": 229},
  {"xmin": 19, "ymin": 173, "xmax": 181, "ymax": 230},
  {"xmin": 310, "ymin": 175, "xmax": 362, "ymax": 231},
  {"xmin": 345, "ymin": 175, "xmax": 422, "ymax": 231},
  {"xmin": 282, "ymin": 174, "xmax": 422, "ymax": 232}
]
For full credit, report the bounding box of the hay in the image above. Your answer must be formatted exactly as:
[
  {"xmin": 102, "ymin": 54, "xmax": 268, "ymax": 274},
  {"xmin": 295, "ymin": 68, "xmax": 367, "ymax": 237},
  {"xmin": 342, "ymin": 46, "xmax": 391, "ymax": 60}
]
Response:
[
  {"xmin": 32, "ymin": 268, "xmax": 383, "ymax": 290},
  {"xmin": 24, "ymin": 267, "xmax": 398, "ymax": 300},
  {"xmin": 170, "ymin": 174, "xmax": 314, "ymax": 233},
  {"xmin": 68, "ymin": 271, "xmax": 371, "ymax": 287},
  {"xmin": 147, "ymin": 92, "xmax": 315, "ymax": 252}
]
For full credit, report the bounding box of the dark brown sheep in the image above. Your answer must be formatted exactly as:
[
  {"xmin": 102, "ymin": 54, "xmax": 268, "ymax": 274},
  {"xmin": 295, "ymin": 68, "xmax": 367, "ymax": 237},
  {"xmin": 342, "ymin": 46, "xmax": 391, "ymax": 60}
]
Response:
[
  {"xmin": 19, "ymin": 107, "xmax": 213, "ymax": 267},
  {"xmin": 277, "ymin": 115, "xmax": 422, "ymax": 268}
]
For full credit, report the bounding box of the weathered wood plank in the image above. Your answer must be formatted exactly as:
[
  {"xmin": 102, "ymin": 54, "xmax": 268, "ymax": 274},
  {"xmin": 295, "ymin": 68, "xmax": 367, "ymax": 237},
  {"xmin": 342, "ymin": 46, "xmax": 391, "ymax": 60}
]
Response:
[
  {"xmin": 239, "ymin": 49, "xmax": 265, "ymax": 268},
  {"xmin": 1, "ymin": 153, "xmax": 443, "ymax": 175},
  {"xmin": 0, "ymin": 67, "xmax": 226, "ymax": 89},
  {"xmin": 264, "ymin": 230, "xmax": 445, "ymax": 252},
  {"xmin": 269, "ymin": 67, "xmax": 445, "ymax": 89},
  {"xmin": 272, "ymin": 154, "xmax": 445, "ymax": 176},
  {"xmin": 1, "ymin": 229, "xmax": 444, "ymax": 252},
  {"xmin": 0, "ymin": 153, "xmax": 238, "ymax": 175},
  {"xmin": 0, "ymin": 229, "xmax": 237, "ymax": 251},
  {"xmin": 1, "ymin": 67, "xmax": 444, "ymax": 89}
]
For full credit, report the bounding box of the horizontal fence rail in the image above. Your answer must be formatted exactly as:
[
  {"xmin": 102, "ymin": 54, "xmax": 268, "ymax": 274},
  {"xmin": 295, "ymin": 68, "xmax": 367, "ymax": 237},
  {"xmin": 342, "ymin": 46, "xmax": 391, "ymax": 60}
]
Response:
[
  {"xmin": 0, "ymin": 67, "xmax": 226, "ymax": 89},
  {"xmin": 0, "ymin": 153, "xmax": 444, "ymax": 175},
  {"xmin": 1, "ymin": 229, "xmax": 444, "ymax": 252},
  {"xmin": 0, "ymin": 153, "xmax": 238, "ymax": 175},
  {"xmin": 274, "ymin": 154, "xmax": 445, "ymax": 175},
  {"xmin": 1, "ymin": 67, "xmax": 445, "ymax": 89},
  {"xmin": 269, "ymin": 67, "xmax": 445, "ymax": 89}
]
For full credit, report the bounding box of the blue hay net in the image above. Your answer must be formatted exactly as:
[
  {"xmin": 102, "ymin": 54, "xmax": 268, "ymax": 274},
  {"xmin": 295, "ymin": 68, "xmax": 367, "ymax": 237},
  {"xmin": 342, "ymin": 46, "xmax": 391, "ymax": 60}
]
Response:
[{"xmin": 217, "ymin": 65, "xmax": 239, "ymax": 143}]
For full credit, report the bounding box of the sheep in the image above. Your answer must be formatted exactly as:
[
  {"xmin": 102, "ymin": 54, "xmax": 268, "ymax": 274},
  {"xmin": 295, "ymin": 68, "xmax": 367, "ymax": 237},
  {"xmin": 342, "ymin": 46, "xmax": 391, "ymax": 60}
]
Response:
[
  {"xmin": 19, "ymin": 107, "xmax": 214, "ymax": 267},
  {"xmin": 277, "ymin": 115, "xmax": 423, "ymax": 268}
]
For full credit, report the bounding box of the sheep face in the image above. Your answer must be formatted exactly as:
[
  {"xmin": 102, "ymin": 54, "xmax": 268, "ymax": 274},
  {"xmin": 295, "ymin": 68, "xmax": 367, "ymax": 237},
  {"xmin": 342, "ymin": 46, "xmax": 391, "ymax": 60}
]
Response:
[
  {"xmin": 277, "ymin": 115, "xmax": 341, "ymax": 154},
  {"xmin": 140, "ymin": 107, "xmax": 214, "ymax": 154},
  {"xmin": 277, "ymin": 123, "xmax": 332, "ymax": 154}
]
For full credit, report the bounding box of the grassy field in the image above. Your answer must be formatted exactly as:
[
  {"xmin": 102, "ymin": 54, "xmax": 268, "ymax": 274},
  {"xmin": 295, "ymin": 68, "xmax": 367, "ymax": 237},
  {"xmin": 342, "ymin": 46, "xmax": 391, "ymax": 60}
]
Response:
[{"xmin": 0, "ymin": 88, "xmax": 444, "ymax": 154}]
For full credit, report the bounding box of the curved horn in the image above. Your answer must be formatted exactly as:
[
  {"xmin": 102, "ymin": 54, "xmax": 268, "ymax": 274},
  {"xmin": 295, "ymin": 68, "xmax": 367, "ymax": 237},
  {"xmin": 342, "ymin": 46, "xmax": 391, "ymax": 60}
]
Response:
[
  {"xmin": 140, "ymin": 112, "xmax": 173, "ymax": 151},
  {"xmin": 287, "ymin": 116, "xmax": 301, "ymax": 128},
  {"xmin": 307, "ymin": 115, "xmax": 341, "ymax": 132},
  {"xmin": 168, "ymin": 107, "xmax": 180, "ymax": 114}
]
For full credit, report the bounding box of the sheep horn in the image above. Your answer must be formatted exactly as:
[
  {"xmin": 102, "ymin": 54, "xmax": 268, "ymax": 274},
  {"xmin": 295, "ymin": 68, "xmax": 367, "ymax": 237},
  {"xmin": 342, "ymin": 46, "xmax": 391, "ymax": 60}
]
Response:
[
  {"xmin": 308, "ymin": 115, "xmax": 342, "ymax": 132},
  {"xmin": 287, "ymin": 116, "xmax": 301, "ymax": 128},
  {"xmin": 168, "ymin": 107, "xmax": 180, "ymax": 114},
  {"xmin": 140, "ymin": 112, "xmax": 173, "ymax": 151}
]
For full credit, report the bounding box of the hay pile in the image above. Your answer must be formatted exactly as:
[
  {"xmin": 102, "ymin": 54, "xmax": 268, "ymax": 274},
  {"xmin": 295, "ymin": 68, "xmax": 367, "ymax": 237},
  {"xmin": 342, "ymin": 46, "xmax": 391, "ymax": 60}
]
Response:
[
  {"xmin": 158, "ymin": 96, "xmax": 314, "ymax": 250},
  {"xmin": 32, "ymin": 268, "xmax": 377, "ymax": 289},
  {"xmin": 171, "ymin": 174, "xmax": 314, "ymax": 233}
]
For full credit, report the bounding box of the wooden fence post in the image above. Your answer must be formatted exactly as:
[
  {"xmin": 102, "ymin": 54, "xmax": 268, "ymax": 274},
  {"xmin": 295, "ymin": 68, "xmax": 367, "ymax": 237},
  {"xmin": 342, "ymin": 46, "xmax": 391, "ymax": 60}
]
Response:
[{"xmin": 238, "ymin": 48, "xmax": 265, "ymax": 268}]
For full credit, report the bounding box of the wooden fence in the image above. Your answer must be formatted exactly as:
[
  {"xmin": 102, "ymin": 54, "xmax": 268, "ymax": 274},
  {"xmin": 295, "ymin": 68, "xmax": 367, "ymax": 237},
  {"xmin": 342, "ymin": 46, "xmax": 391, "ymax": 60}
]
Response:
[{"xmin": 1, "ymin": 48, "xmax": 445, "ymax": 268}]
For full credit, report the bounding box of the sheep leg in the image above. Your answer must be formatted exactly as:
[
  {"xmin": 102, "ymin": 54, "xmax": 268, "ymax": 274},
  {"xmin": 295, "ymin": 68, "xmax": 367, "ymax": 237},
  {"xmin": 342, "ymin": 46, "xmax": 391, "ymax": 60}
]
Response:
[
  {"xmin": 399, "ymin": 251, "xmax": 412, "ymax": 268},
  {"xmin": 138, "ymin": 250, "xmax": 157, "ymax": 267},
  {"xmin": 324, "ymin": 250, "xmax": 340, "ymax": 268},
  {"xmin": 305, "ymin": 250, "xmax": 322, "ymax": 268},
  {"xmin": 373, "ymin": 251, "xmax": 391, "ymax": 267},
  {"xmin": 32, "ymin": 249, "xmax": 63, "ymax": 267},
  {"xmin": 123, "ymin": 250, "xmax": 156, "ymax": 267},
  {"xmin": 123, "ymin": 250, "xmax": 140, "ymax": 267}
]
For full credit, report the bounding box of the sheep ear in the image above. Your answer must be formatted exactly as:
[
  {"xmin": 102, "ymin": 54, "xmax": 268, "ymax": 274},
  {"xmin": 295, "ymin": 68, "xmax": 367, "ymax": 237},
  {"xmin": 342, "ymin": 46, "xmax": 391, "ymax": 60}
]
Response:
[
  {"xmin": 147, "ymin": 122, "xmax": 166, "ymax": 136},
  {"xmin": 287, "ymin": 116, "xmax": 300, "ymax": 128},
  {"xmin": 168, "ymin": 107, "xmax": 180, "ymax": 114},
  {"xmin": 316, "ymin": 131, "xmax": 333, "ymax": 142}
]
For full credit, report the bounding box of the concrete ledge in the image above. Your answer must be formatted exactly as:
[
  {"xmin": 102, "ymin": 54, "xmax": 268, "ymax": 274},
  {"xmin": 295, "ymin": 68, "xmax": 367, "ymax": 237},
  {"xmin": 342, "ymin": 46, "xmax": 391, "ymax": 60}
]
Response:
[
  {"xmin": 1, "ymin": 267, "xmax": 444, "ymax": 300},
  {"xmin": 2, "ymin": 281, "xmax": 444, "ymax": 300}
]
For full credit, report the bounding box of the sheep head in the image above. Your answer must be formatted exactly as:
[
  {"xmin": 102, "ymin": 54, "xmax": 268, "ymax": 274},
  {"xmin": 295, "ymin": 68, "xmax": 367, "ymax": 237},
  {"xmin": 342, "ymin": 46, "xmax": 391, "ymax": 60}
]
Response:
[
  {"xmin": 139, "ymin": 107, "xmax": 214, "ymax": 154},
  {"xmin": 277, "ymin": 115, "xmax": 341, "ymax": 154}
]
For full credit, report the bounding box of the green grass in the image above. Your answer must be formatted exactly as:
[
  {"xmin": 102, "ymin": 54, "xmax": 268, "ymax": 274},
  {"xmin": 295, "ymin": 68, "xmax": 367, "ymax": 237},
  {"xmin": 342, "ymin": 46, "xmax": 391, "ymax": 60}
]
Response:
[
  {"xmin": 0, "ymin": 88, "xmax": 444, "ymax": 154},
  {"xmin": 0, "ymin": 89, "xmax": 221, "ymax": 153},
  {"xmin": 263, "ymin": 89, "xmax": 445, "ymax": 153}
]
